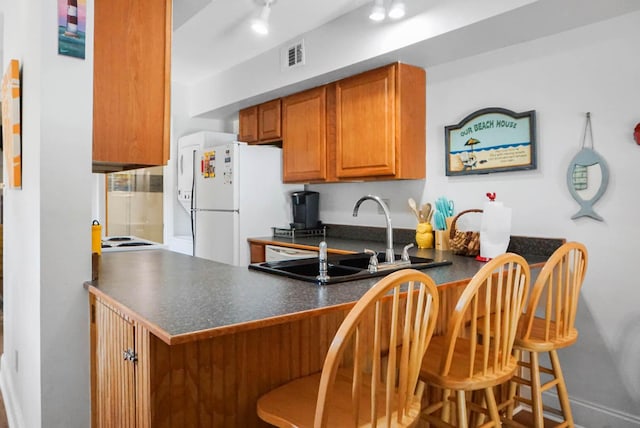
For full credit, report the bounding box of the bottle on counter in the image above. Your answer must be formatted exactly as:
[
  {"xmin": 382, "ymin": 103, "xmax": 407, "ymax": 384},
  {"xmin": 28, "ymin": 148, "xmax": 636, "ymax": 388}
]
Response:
[{"xmin": 91, "ymin": 220, "xmax": 101, "ymax": 280}]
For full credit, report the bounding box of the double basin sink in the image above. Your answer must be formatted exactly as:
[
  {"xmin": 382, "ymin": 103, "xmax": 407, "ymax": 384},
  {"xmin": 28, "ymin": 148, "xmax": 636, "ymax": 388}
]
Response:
[{"xmin": 249, "ymin": 252, "xmax": 452, "ymax": 285}]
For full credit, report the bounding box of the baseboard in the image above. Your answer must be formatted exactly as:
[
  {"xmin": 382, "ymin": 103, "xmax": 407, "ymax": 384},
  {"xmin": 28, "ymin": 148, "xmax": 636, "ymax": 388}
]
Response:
[
  {"xmin": 544, "ymin": 391, "xmax": 640, "ymax": 428},
  {"xmin": 0, "ymin": 353, "xmax": 25, "ymax": 428}
]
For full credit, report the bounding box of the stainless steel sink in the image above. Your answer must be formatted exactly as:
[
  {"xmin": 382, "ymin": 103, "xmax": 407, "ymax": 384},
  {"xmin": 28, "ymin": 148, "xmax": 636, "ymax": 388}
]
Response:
[{"xmin": 249, "ymin": 252, "xmax": 452, "ymax": 284}]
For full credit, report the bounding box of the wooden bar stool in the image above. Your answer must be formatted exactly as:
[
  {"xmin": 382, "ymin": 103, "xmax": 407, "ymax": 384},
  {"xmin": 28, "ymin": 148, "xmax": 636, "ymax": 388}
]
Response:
[
  {"xmin": 419, "ymin": 253, "xmax": 530, "ymax": 427},
  {"xmin": 504, "ymin": 241, "xmax": 588, "ymax": 427},
  {"xmin": 256, "ymin": 269, "xmax": 440, "ymax": 427}
]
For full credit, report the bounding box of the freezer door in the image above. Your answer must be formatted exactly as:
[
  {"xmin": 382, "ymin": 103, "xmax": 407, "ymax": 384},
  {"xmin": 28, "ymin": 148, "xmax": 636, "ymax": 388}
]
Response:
[
  {"xmin": 194, "ymin": 143, "xmax": 239, "ymax": 211},
  {"xmin": 194, "ymin": 210, "xmax": 239, "ymax": 265}
]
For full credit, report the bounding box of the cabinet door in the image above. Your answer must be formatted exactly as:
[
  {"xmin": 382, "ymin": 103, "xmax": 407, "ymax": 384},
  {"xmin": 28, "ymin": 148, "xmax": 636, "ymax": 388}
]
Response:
[
  {"xmin": 249, "ymin": 242, "xmax": 266, "ymax": 263},
  {"xmin": 282, "ymin": 87, "xmax": 328, "ymax": 182},
  {"xmin": 94, "ymin": 299, "xmax": 137, "ymax": 428},
  {"xmin": 93, "ymin": 0, "xmax": 171, "ymax": 171},
  {"xmin": 258, "ymin": 99, "xmax": 282, "ymax": 142},
  {"xmin": 239, "ymin": 106, "xmax": 259, "ymax": 143},
  {"xmin": 336, "ymin": 65, "xmax": 396, "ymax": 178}
]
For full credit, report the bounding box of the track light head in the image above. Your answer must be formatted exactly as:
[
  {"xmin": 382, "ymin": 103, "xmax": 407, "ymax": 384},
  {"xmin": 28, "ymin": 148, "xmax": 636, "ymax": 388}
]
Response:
[
  {"xmin": 251, "ymin": 0, "xmax": 274, "ymax": 35},
  {"xmin": 388, "ymin": 0, "xmax": 406, "ymax": 19},
  {"xmin": 369, "ymin": 0, "xmax": 385, "ymax": 21}
]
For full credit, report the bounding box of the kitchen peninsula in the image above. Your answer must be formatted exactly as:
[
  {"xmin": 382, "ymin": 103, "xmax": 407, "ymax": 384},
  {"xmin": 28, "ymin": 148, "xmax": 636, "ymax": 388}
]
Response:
[{"xmin": 86, "ymin": 237, "xmax": 562, "ymax": 427}]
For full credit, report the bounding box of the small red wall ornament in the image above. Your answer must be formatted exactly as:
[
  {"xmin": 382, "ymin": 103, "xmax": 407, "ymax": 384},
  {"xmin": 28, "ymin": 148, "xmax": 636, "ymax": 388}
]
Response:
[{"xmin": 635, "ymin": 123, "xmax": 640, "ymax": 145}]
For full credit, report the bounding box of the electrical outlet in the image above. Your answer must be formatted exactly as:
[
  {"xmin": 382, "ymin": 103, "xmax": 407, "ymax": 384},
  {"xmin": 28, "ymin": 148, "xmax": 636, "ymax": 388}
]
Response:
[{"xmin": 378, "ymin": 198, "xmax": 390, "ymax": 214}]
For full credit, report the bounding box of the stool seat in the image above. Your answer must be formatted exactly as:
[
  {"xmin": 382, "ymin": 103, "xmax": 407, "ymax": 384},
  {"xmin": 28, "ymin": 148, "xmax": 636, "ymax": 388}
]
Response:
[
  {"xmin": 514, "ymin": 317, "xmax": 578, "ymax": 352},
  {"xmin": 420, "ymin": 335, "xmax": 519, "ymax": 391},
  {"xmin": 258, "ymin": 369, "xmax": 421, "ymax": 427}
]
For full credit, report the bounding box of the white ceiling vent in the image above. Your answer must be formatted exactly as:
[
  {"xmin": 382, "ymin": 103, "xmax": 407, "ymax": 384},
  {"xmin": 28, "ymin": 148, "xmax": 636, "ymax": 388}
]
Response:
[{"xmin": 281, "ymin": 40, "xmax": 305, "ymax": 71}]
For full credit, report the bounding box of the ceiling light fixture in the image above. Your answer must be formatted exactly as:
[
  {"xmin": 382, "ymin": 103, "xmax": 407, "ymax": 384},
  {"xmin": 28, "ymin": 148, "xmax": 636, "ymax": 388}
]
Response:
[
  {"xmin": 369, "ymin": 0, "xmax": 386, "ymax": 22},
  {"xmin": 369, "ymin": 0, "xmax": 407, "ymax": 22},
  {"xmin": 387, "ymin": 0, "xmax": 406, "ymax": 19},
  {"xmin": 251, "ymin": 0, "xmax": 274, "ymax": 35}
]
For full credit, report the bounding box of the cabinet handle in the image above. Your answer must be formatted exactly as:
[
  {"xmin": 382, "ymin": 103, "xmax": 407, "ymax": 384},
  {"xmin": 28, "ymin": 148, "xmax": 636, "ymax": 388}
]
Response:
[{"xmin": 122, "ymin": 348, "xmax": 138, "ymax": 363}]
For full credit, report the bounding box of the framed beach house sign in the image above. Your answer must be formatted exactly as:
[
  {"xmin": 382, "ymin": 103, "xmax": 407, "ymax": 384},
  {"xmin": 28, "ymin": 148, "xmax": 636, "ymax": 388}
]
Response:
[{"xmin": 445, "ymin": 108, "xmax": 537, "ymax": 176}]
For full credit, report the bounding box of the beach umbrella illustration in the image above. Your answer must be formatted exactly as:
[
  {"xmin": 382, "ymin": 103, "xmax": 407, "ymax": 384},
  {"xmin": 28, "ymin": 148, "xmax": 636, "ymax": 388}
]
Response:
[{"xmin": 465, "ymin": 138, "xmax": 481, "ymax": 152}]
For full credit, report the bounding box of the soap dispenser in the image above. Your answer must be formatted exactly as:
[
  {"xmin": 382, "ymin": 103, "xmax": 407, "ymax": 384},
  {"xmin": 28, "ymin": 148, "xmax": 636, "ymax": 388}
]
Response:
[{"xmin": 478, "ymin": 193, "xmax": 511, "ymax": 261}]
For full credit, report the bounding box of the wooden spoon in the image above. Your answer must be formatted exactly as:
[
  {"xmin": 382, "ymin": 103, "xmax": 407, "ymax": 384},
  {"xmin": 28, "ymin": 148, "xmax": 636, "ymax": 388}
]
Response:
[
  {"xmin": 421, "ymin": 203, "xmax": 432, "ymax": 224},
  {"xmin": 408, "ymin": 198, "xmax": 421, "ymax": 221}
]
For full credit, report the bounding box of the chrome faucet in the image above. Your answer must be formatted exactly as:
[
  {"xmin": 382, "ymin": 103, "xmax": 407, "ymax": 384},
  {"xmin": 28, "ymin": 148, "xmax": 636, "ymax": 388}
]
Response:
[
  {"xmin": 317, "ymin": 241, "xmax": 330, "ymax": 284},
  {"xmin": 352, "ymin": 195, "xmax": 395, "ymax": 263}
]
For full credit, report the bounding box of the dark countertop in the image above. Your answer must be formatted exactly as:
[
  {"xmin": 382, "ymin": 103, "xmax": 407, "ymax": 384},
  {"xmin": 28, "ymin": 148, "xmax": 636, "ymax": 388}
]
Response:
[{"xmin": 85, "ymin": 245, "xmax": 550, "ymax": 345}]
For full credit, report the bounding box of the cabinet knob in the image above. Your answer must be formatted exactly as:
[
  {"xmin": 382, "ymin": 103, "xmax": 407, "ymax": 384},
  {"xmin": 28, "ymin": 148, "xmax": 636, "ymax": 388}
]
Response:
[{"xmin": 122, "ymin": 348, "xmax": 138, "ymax": 363}]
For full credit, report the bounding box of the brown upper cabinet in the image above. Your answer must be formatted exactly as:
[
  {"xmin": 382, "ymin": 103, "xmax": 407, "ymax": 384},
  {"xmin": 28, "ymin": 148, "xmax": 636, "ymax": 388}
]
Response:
[
  {"xmin": 334, "ymin": 63, "xmax": 425, "ymax": 180},
  {"xmin": 282, "ymin": 86, "xmax": 329, "ymax": 182},
  {"xmin": 239, "ymin": 99, "xmax": 282, "ymax": 144},
  {"xmin": 239, "ymin": 105, "xmax": 259, "ymax": 142},
  {"xmin": 93, "ymin": 0, "xmax": 171, "ymax": 173},
  {"xmin": 281, "ymin": 63, "xmax": 425, "ymax": 183}
]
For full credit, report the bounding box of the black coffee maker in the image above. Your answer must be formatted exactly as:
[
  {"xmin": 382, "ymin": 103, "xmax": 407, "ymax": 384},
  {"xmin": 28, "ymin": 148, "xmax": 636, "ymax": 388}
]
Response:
[{"xmin": 291, "ymin": 191, "xmax": 319, "ymax": 229}]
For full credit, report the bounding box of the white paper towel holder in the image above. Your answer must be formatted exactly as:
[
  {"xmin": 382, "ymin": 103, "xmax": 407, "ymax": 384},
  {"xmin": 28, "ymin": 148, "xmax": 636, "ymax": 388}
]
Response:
[{"xmin": 477, "ymin": 192, "xmax": 512, "ymax": 262}]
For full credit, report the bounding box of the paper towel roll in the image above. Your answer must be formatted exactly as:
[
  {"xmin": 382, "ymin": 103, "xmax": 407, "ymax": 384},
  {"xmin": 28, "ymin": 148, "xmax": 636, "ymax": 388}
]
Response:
[{"xmin": 480, "ymin": 201, "xmax": 511, "ymax": 259}]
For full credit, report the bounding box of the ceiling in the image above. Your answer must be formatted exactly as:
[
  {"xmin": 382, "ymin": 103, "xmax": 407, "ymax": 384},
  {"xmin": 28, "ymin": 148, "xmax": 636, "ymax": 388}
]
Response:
[
  {"xmin": 172, "ymin": 0, "xmax": 640, "ymax": 117},
  {"xmin": 172, "ymin": 0, "xmax": 374, "ymax": 85}
]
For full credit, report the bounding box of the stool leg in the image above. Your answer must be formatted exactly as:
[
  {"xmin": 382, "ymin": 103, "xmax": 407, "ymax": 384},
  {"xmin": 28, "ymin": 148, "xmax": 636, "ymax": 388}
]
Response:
[
  {"xmin": 442, "ymin": 388, "xmax": 452, "ymax": 423},
  {"xmin": 485, "ymin": 386, "xmax": 501, "ymax": 427},
  {"xmin": 549, "ymin": 349, "xmax": 574, "ymax": 426},
  {"xmin": 456, "ymin": 390, "xmax": 468, "ymax": 428},
  {"xmin": 473, "ymin": 390, "xmax": 487, "ymax": 426},
  {"xmin": 530, "ymin": 351, "xmax": 544, "ymax": 428},
  {"xmin": 506, "ymin": 349, "xmax": 522, "ymax": 420}
]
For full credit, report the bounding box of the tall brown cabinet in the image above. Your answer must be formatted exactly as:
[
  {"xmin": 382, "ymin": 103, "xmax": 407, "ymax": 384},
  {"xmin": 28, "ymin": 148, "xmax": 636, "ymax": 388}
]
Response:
[{"xmin": 92, "ymin": 0, "xmax": 171, "ymax": 173}]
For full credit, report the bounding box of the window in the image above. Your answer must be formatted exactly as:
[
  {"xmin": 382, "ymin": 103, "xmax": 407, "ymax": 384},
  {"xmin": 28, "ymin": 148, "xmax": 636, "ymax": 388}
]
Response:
[{"xmin": 106, "ymin": 166, "xmax": 163, "ymax": 243}]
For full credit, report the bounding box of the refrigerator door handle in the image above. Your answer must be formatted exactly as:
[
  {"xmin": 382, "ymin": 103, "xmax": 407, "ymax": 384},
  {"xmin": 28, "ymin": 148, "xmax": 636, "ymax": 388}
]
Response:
[
  {"xmin": 191, "ymin": 149, "xmax": 197, "ymax": 256},
  {"xmin": 192, "ymin": 208, "xmax": 240, "ymax": 214}
]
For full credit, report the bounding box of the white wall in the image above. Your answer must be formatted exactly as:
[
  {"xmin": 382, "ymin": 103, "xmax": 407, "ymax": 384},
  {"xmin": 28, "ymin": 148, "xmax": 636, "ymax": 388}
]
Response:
[
  {"xmin": 0, "ymin": 0, "xmax": 93, "ymax": 426},
  {"xmin": 165, "ymin": 81, "xmax": 231, "ymax": 246},
  {"xmin": 309, "ymin": 11, "xmax": 640, "ymax": 426}
]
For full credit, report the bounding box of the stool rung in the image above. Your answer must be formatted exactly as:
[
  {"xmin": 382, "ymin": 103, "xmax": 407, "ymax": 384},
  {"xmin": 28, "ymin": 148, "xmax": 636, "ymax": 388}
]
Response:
[
  {"xmin": 510, "ymin": 376, "xmax": 529, "ymax": 385},
  {"xmin": 543, "ymin": 404, "xmax": 564, "ymax": 417},
  {"xmin": 518, "ymin": 361, "xmax": 532, "ymax": 369},
  {"xmin": 422, "ymin": 401, "xmax": 444, "ymax": 414},
  {"xmin": 540, "ymin": 378, "xmax": 560, "ymax": 393},
  {"xmin": 538, "ymin": 365, "xmax": 554, "ymax": 375},
  {"xmin": 512, "ymin": 395, "xmax": 533, "ymax": 406}
]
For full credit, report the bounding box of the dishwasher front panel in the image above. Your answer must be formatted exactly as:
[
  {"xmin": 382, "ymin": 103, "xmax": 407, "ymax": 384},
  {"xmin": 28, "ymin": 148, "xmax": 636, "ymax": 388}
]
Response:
[{"xmin": 265, "ymin": 245, "xmax": 318, "ymax": 262}]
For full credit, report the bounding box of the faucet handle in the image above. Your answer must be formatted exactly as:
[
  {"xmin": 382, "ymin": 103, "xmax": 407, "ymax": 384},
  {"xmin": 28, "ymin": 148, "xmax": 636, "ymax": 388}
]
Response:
[
  {"xmin": 364, "ymin": 248, "xmax": 378, "ymax": 273},
  {"xmin": 401, "ymin": 243, "xmax": 414, "ymax": 261}
]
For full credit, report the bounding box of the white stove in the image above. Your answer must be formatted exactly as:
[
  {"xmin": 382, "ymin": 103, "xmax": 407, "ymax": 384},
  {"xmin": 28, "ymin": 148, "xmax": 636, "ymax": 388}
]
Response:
[{"xmin": 101, "ymin": 236, "xmax": 166, "ymax": 252}]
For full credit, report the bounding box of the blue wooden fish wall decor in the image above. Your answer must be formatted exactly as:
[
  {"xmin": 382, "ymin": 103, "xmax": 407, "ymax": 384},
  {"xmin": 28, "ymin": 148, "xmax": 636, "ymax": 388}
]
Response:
[{"xmin": 566, "ymin": 112, "xmax": 609, "ymax": 221}]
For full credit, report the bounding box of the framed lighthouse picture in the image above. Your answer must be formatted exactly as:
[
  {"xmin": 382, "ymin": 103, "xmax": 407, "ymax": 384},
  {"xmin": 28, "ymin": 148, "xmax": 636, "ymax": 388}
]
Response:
[
  {"xmin": 58, "ymin": 0, "xmax": 86, "ymax": 59},
  {"xmin": 445, "ymin": 108, "xmax": 537, "ymax": 176}
]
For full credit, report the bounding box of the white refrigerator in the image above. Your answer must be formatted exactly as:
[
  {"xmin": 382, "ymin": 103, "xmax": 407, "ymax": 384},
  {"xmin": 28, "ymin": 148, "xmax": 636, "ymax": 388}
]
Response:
[{"xmin": 177, "ymin": 131, "xmax": 300, "ymax": 266}]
